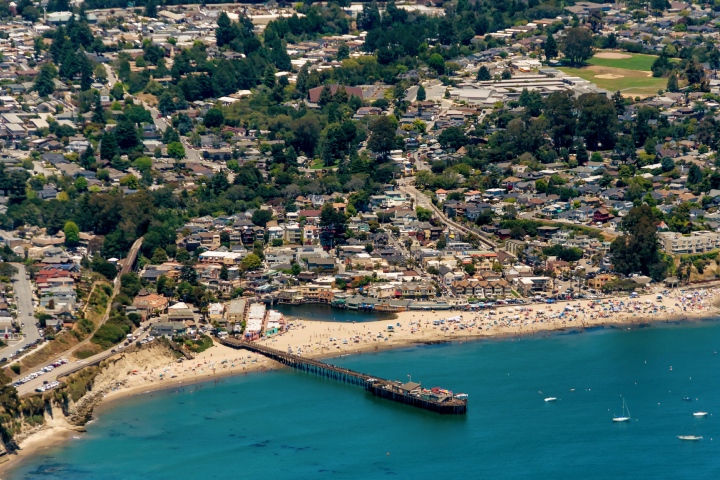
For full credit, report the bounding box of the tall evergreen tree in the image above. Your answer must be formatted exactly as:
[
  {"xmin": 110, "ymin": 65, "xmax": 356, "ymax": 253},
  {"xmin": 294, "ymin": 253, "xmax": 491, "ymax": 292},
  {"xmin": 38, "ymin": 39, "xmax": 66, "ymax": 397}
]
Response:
[
  {"xmin": 296, "ymin": 64, "xmax": 309, "ymax": 94},
  {"xmin": 92, "ymin": 96, "xmax": 106, "ymax": 124},
  {"xmin": 34, "ymin": 63, "xmax": 56, "ymax": 96},
  {"xmin": 145, "ymin": 0, "xmax": 157, "ymax": 18},
  {"xmin": 100, "ymin": 131, "xmax": 118, "ymax": 160},
  {"xmin": 318, "ymin": 85, "xmax": 334, "ymax": 106},
  {"xmin": 216, "ymin": 12, "xmax": 235, "ymax": 48},
  {"xmin": 544, "ymin": 33, "xmax": 558, "ymax": 60},
  {"xmin": 80, "ymin": 143, "xmax": 95, "ymax": 169},
  {"xmin": 476, "ymin": 66, "xmax": 491, "ymax": 81},
  {"xmin": 612, "ymin": 90, "xmax": 625, "ymax": 115},
  {"xmin": 576, "ymin": 144, "xmax": 589, "ymax": 165},
  {"xmin": 416, "ymin": 84, "xmax": 426, "ymax": 101}
]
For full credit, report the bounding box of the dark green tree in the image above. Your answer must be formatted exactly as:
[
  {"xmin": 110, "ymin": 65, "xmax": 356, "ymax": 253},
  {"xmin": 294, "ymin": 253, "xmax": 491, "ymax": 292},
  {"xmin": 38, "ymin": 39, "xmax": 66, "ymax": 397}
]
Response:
[
  {"xmin": 251, "ymin": 209, "xmax": 273, "ymax": 227},
  {"xmin": 611, "ymin": 90, "xmax": 625, "ymax": 115},
  {"xmin": 560, "ymin": 27, "xmax": 594, "ymax": 65},
  {"xmin": 216, "ymin": 12, "xmax": 235, "ymax": 48},
  {"xmin": 145, "ymin": 0, "xmax": 157, "ymax": 18},
  {"xmin": 337, "ymin": 42, "xmax": 349, "ymax": 61},
  {"xmin": 544, "ymin": 90, "xmax": 576, "ymax": 151},
  {"xmin": 34, "ymin": 63, "xmax": 57, "ymax": 97},
  {"xmin": 114, "ymin": 117, "xmax": 140, "ymax": 152},
  {"xmin": 427, "ymin": 53, "xmax": 445, "ymax": 74},
  {"xmin": 577, "ymin": 93, "xmax": 618, "ymax": 150},
  {"xmin": 318, "ymin": 85, "xmax": 334, "ymax": 106},
  {"xmin": 367, "ymin": 115, "xmax": 398, "ymax": 158},
  {"xmin": 661, "ymin": 157, "xmax": 675, "ymax": 172},
  {"xmin": 476, "ymin": 66, "xmax": 491, "ymax": 81},
  {"xmin": 438, "ymin": 126, "xmax": 467, "ymax": 150},
  {"xmin": 296, "ymin": 64, "xmax": 309, "ymax": 94},
  {"xmin": 610, "ymin": 204, "xmax": 667, "ymax": 280},
  {"xmin": 544, "ymin": 32, "xmax": 558, "ymax": 60},
  {"xmin": 204, "ymin": 108, "xmax": 224, "ymax": 128},
  {"xmin": 576, "ymin": 144, "xmax": 589, "ymax": 165},
  {"xmin": 100, "ymin": 131, "xmax": 119, "ymax": 160},
  {"xmin": 687, "ymin": 164, "xmax": 703, "ymax": 186}
]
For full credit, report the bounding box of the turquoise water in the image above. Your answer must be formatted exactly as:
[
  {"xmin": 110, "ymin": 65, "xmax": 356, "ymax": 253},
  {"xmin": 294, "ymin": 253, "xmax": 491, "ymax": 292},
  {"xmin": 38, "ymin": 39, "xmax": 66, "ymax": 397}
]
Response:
[{"xmin": 9, "ymin": 320, "xmax": 720, "ymax": 479}]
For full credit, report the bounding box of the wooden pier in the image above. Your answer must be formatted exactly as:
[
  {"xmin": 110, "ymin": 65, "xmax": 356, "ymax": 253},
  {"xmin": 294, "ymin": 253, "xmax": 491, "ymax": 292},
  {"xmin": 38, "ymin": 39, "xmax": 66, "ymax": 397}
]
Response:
[{"xmin": 218, "ymin": 337, "xmax": 467, "ymax": 415}]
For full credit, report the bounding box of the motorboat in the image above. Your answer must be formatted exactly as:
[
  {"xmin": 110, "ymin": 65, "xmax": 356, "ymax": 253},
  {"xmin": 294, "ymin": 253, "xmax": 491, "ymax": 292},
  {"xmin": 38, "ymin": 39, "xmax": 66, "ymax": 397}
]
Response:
[
  {"xmin": 678, "ymin": 435, "xmax": 703, "ymax": 441},
  {"xmin": 693, "ymin": 412, "xmax": 708, "ymax": 417},
  {"xmin": 544, "ymin": 397, "xmax": 557, "ymax": 402}
]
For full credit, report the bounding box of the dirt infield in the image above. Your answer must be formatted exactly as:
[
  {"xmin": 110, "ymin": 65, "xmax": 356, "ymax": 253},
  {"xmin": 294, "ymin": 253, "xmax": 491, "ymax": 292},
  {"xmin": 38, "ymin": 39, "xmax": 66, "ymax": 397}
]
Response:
[
  {"xmin": 558, "ymin": 64, "xmax": 666, "ymax": 98},
  {"xmin": 594, "ymin": 52, "xmax": 632, "ymax": 59}
]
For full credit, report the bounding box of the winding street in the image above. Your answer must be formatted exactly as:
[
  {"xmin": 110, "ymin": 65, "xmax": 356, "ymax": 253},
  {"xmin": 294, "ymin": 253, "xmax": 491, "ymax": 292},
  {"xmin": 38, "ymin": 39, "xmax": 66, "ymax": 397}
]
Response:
[
  {"xmin": 12, "ymin": 238, "xmax": 144, "ymax": 396},
  {"xmin": 398, "ymin": 181, "xmax": 497, "ymax": 250}
]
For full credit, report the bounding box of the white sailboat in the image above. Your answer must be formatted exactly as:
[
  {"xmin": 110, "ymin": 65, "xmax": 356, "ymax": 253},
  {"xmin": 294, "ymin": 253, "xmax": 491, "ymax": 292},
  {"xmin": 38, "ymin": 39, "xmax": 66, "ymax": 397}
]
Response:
[
  {"xmin": 693, "ymin": 399, "xmax": 708, "ymax": 417},
  {"xmin": 613, "ymin": 398, "xmax": 631, "ymax": 422}
]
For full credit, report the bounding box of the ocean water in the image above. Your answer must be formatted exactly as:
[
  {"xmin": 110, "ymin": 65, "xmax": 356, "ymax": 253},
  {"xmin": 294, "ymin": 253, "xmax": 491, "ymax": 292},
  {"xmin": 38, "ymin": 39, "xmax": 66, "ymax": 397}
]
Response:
[{"xmin": 8, "ymin": 320, "xmax": 720, "ymax": 479}]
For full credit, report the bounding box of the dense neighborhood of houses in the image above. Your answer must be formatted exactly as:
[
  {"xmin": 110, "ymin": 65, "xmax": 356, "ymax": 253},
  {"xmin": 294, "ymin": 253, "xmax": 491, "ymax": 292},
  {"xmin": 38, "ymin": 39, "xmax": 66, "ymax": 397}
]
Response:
[{"xmin": 0, "ymin": 0, "xmax": 719, "ymax": 360}]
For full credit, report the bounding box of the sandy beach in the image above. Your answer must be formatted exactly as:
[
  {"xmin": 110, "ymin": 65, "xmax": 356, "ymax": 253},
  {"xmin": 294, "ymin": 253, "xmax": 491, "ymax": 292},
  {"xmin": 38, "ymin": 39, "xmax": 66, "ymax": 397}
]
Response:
[
  {"xmin": 60, "ymin": 287, "xmax": 720, "ymax": 406},
  {"xmin": 2, "ymin": 287, "xmax": 719, "ymax": 474}
]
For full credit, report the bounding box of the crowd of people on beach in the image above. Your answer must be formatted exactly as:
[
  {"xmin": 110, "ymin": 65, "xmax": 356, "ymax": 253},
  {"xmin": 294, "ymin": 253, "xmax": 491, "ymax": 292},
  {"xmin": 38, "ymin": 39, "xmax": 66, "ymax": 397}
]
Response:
[{"xmin": 103, "ymin": 288, "xmax": 720, "ymax": 399}]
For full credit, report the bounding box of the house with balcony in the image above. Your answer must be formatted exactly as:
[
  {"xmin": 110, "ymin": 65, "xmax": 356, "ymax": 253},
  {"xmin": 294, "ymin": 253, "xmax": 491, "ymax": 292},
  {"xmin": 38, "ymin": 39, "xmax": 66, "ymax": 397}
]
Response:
[
  {"xmin": 399, "ymin": 282, "xmax": 434, "ymax": 299},
  {"xmin": 513, "ymin": 276, "xmax": 553, "ymax": 296}
]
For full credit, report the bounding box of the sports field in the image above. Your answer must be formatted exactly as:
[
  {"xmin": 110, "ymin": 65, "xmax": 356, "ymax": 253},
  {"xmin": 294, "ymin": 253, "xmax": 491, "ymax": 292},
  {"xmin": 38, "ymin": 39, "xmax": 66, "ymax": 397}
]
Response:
[
  {"xmin": 587, "ymin": 51, "xmax": 659, "ymax": 71},
  {"xmin": 559, "ymin": 50, "xmax": 666, "ymax": 97}
]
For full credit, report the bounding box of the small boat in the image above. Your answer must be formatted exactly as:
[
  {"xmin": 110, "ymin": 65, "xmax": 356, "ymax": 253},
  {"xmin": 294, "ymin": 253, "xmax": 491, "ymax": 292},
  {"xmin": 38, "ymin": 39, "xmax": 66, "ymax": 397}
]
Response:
[
  {"xmin": 613, "ymin": 398, "xmax": 631, "ymax": 422},
  {"xmin": 693, "ymin": 412, "xmax": 708, "ymax": 417},
  {"xmin": 544, "ymin": 397, "xmax": 557, "ymax": 402},
  {"xmin": 455, "ymin": 393, "xmax": 469, "ymax": 400},
  {"xmin": 682, "ymin": 397, "xmax": 692, "ymax": 402},
  {"xmin": 678, "ymin": 435, "xmax": 703, "ymax": 441}
]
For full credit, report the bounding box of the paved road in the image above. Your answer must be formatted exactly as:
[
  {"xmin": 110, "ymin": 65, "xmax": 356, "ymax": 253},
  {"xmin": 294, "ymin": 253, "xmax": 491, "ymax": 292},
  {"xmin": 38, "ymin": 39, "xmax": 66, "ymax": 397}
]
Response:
[
  {"xmin": 141, "ymin": 100, "xmax": 205, "ymax": 163},
  {"xmin": 16, "ymin": 326, "xmax": 149, "ymax": 396},
  {"xmin": 398, "ymin": 182, "xmax": 497, "ymax": 250},
  {"xmin": 105, "ymin": 62, "xmax": 211, "ymax": 165},
  {"xmin": 12, "ymin": 238, "xmax": 144, "ymax": 395},
  {"xmin": 104, "ymin": 64, "xmax": 119, "ymax": 88},
  {"xmin": 67, "ymin": 237, "xmax": 142, "ymax": 357},
  {"xmin": 406, "ymin": 85, "xmax": 418, "ymax": 103},
  {"xmin": 519, "ymin": 211, "xmax": 618, "ymax": 238},
  {"xmin": 0, "ymin": 264, "xmax": 39, "ymax": 360},
  {"xmin": 410, "ymin": 151, "xmax": 430, "ymax": 172}
]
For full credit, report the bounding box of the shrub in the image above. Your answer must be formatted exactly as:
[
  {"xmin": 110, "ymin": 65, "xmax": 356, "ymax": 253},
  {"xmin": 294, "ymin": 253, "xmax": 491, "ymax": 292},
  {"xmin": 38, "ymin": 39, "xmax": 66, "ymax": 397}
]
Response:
[{"xmin": 91, "ymin": 323, "xmax": 128, "ymax": 349}]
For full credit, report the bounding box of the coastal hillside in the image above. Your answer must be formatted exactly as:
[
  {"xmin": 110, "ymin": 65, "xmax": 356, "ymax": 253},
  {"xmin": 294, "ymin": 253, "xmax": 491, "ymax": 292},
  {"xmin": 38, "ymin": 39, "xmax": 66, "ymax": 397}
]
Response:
[{"xmin": 0, "ymin": 341, "xmax": 186, "ymax": 462}]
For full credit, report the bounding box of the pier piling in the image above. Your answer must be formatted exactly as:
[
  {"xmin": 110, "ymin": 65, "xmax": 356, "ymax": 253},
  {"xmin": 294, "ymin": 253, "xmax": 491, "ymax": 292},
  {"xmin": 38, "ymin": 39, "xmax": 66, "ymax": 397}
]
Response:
[{"xmin": 218, "ymin": 338, "xmax": 467, "ymax": 415}]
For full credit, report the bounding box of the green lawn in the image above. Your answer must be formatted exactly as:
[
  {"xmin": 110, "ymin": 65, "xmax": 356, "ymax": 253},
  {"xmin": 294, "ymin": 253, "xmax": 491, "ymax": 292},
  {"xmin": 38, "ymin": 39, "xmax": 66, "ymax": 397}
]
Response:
[
  {"xmin": 558, "ymin": 65, "xmax": 666, "ymax": 97},
  {"xmin": 587, "ymin": 52, "xmax": 658, "ymax": 71},
  {"xmin": 309, "ymin": 158, "xmax": 339, "ymax": 170}
]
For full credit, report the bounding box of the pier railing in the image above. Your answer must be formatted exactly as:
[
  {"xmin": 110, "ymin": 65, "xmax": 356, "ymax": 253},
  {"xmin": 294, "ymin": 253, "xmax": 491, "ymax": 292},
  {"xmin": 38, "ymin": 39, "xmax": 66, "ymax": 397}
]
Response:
[{"xmin": 218, "ymin": 337, "xmax": 467, "ymax": 415}]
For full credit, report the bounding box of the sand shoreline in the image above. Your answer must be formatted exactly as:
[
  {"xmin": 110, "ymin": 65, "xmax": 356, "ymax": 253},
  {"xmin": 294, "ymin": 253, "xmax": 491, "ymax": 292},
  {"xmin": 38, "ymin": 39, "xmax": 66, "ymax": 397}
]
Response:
[{"xmin": 2, "ymin": 288, "xmax": 719, "ymax": 475}]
